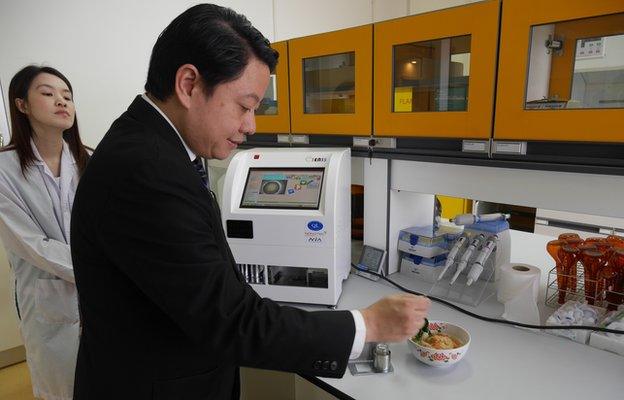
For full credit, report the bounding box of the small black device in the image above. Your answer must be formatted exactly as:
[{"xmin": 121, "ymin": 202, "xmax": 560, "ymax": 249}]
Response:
[{"xmin": 354, "ymin": 245, "xmax": 386, "ymax": 281}]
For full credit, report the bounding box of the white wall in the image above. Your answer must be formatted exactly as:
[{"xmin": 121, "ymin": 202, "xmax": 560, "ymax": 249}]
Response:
[
  {"xmin": 274, "ymin": 0, "xmax": 372, "ymax": 40},
  {"xmin": 408, "ymin": 0, "xmax": 482, "ymax": 15},
  {"xmin": 0, "ymin": 78, "xmax": 8, "ymax": 146},
  {"xmin": 526, "ymin": 24, "xmax": 554, "ymax": 102},
  {"xmin": 272, "ymin": 0, "xmax": 411, "ymax": 41},
  {"xmin": 351, "ymin": 157, "xmax": 364, "ymax": 185},
  {"xmin": 0, "ymin": 0, "xmax": 274, "ymax": 148},
  {"xmin": 373, "ymin": 0, "xmax": 409, "ymax": 22},
  {"xmin": 0, "ymin": 244, "xmax": 22, "ymax": 357}
]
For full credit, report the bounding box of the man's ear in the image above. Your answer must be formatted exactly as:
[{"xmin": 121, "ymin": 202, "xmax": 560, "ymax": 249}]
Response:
[
  {"xmin": 15, "ymin": 98, "xmax": 28, "ymax": 114},
  {"xmin": 174, "ymin": 64, "xmax": 201, "ymax": 109}
]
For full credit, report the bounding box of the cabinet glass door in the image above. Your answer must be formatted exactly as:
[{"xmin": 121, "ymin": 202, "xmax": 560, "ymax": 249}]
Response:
[
  {"xmin": 303, "ymin": 52, "xmax": 355, "ymax": 114},
  {"xmin": 289, "ymin": 25, "xmax": 372, "ymax": 135},
  {"xmin": 393, "ymin": 35, "xmax": 471, "ymax": 113},
  {"xmin": 255, "ymin": 41, "xmax": 291, "ymax": 134},
  {"xmin": 495, "ymin": 0, "xmax": 624, "ymax": 142},
  {"xmin": 375, "ymin": 0, "xmax": 499, "ymax": 138}
]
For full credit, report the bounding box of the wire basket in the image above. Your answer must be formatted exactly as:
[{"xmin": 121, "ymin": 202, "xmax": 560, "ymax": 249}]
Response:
[{"xmin": 545, "ymin": 263, "xmax": 624, "ymax": 310}]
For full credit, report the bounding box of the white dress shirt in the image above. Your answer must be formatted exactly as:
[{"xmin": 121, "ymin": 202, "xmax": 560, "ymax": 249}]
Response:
[
  {"xmin": 141, "ymin": 93, "xmax": 195, "ymax": 161},
  {"xmin": 140, "ymin": 93, "xmax": 367, "ymax": 359}
]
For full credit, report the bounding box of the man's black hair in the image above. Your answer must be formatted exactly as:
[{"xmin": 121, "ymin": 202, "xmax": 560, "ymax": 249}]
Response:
[{"xmin": 145, "ymin": 4, "xmax": 278, "ymax": 100}]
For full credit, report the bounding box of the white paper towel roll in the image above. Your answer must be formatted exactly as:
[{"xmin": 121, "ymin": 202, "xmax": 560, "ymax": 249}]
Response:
[
  {"xmin": 497, "ymin": 263, "xmax": 541, "ymax": 303},
  {"xmin": 497, "ymin": 263, "xmax": 542, "ymax": 325}
]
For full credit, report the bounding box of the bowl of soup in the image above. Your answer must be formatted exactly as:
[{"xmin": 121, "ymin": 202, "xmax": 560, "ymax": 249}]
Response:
[{"xmin": 407, "ymin": 320, "xmax": 470, "ymax": 367}]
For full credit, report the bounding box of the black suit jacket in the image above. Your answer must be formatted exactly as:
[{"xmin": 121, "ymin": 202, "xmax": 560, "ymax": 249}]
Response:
[{"xmin": 71, "ymin": 96, "xmax": 355, "ymax": 399}]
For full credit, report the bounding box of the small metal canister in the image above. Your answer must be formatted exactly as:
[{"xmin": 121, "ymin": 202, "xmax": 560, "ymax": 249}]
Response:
[{"xmin": 372, "ymin": 343, "xmax": 391, "ymax": 373}]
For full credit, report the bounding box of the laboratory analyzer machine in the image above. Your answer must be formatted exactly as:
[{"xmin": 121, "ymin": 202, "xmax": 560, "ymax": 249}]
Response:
[{"xmin": 221, "ymin": 148, "xmax": 351, "ymax": 305}]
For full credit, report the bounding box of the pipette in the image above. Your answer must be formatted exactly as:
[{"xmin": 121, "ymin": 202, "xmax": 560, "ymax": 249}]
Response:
[
  {"xmin": 450, "ymin": 234, "xmax": 484, "ymax": 285},
  {"xmin": 437, "ymin": 236, "xmax": 467, "ymax": 281},
  {"xmin": 466, "ymin": 235, "xmax": 498, "ymax": 286},
  {"xmin": 451, "ymin": 213, "xmax": 510, "ymax": 226}
]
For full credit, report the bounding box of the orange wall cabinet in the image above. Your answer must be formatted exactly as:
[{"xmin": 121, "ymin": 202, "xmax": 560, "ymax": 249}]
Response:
[
  {"xmin": 494, "ymin": 0, "xmax": 624, "ymax": 142},
  {"xmin": 288, "ymin": 25, "xmax": 373, "ymax": 135},
  {"xmin": 255, "ymin": 41, "xmax": 291, "ymax": 134},
  {"xmin": 374, "ymin": 0, "xmax": 500, "ymax": 139}
]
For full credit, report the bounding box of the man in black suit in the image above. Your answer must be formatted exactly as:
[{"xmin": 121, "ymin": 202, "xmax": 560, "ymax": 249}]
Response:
[{"xmin": 71, "ymin": 4, "xmax": 430, "ymax": 399}]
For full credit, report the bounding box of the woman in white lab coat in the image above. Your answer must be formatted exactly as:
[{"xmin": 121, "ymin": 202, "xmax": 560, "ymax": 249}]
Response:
[{"xmin": 0, "ymin": 65, "xmax": 90, "ymax": 400}]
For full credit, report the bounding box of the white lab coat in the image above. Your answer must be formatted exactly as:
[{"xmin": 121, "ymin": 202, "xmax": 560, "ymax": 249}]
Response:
[{"xmin": 0, "ymin": 141, "xmax": 80, "ymax": 400}]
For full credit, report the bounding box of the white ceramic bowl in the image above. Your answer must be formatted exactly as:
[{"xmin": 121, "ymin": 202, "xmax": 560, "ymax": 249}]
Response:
[{"xmin": 407, "ymin": 320, "xmax": 471, "ymax": 367}]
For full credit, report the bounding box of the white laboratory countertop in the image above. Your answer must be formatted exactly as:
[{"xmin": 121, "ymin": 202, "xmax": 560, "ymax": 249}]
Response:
[{"xmin": 303, "ymin": 230, "xmax": 624, "ymax": 400}]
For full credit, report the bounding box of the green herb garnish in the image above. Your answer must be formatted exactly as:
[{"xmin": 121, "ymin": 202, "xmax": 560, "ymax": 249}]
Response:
[{"xmin": 415, "ymin": 318, "xmax": 430, "ymax": 342}]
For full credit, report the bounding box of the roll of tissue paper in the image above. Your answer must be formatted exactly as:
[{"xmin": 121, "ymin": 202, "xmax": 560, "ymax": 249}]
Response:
[{"xmin": 497, "ymin": 263, "xmax": 542, "ymax": 325}]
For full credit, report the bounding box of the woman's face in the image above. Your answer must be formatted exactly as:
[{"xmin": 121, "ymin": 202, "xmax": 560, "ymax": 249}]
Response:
[{"xmin": 18, "ymin": 72, "xmax": 75, "ymax": 132}]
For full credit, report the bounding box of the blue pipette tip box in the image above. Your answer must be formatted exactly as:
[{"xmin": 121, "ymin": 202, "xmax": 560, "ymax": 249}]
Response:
[{"xmin": 464, "ymin": 220, "xmax": 509, "ymax": 234}]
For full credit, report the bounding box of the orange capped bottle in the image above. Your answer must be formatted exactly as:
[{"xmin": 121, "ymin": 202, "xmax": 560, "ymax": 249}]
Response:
[
  {"xmin": 580, "ymin": 249, "xmax": 607, "ymax": 305},
  {"xmin": 602, "ymin": 248, "xmax": 624, "ymax": 309},
  {"xmin": 558, "ymin": 245, "xmax": 580, "ymax": 304},
  {"xmin": 558, "ymin": 233, "xmax": 581, "ymax": 241},
  {"xmin": 547, "ymin": 240, "xmax": 566, "ymax": 304}
]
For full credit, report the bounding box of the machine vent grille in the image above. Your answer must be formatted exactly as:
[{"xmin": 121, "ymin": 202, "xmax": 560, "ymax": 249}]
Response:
[{"xmin": 236, "ymin": 264, "xmax": 266, "ymax": 284}]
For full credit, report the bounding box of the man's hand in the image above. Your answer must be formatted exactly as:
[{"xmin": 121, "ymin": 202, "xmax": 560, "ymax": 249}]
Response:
[{"xmin": 360, "ymin": 294, "xmax": 431, "ymax": 342}]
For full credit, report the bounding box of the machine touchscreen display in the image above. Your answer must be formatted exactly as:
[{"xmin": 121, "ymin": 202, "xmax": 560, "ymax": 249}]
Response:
[{"xmin": 240, "ymin": 168, "xmax": 324, "ymax": 209}]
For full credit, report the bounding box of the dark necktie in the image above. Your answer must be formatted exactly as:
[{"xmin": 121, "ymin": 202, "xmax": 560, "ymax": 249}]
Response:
[
  {"xmin": 192, "ymin": 157, "xmax": 219, "ymax": 208},
  {"xmin": 192, "ymin": 157, "xmax": 208, "ymax": 188}
]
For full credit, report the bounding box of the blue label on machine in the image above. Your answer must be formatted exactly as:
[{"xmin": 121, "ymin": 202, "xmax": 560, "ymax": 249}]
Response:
[{"xmin": 307, "ymin": 221, "xmax": 324, "ymax": 231}]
